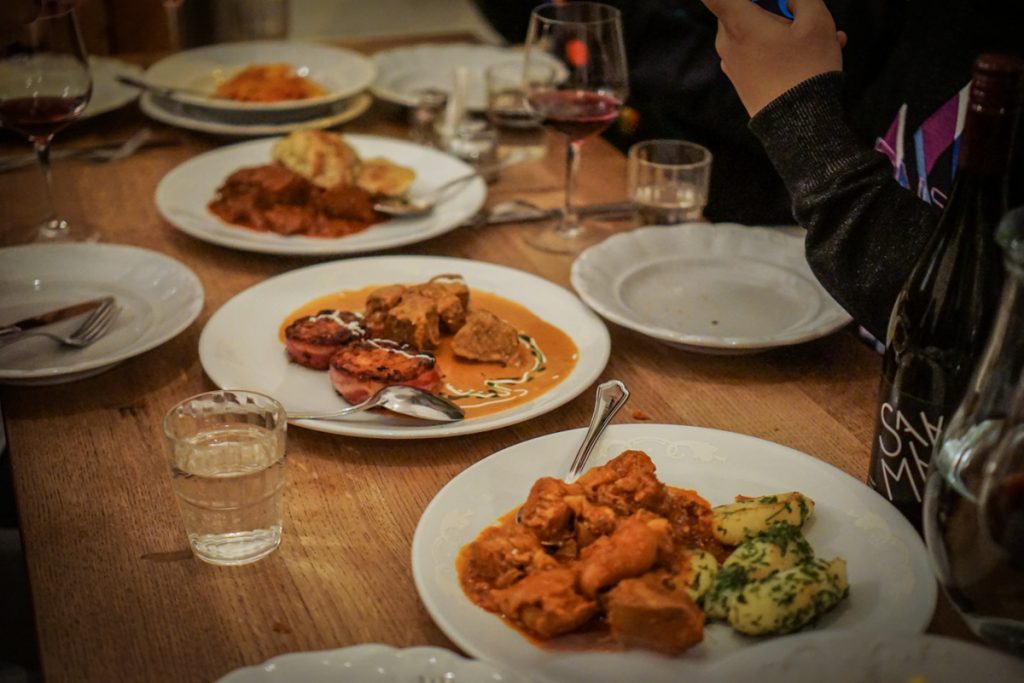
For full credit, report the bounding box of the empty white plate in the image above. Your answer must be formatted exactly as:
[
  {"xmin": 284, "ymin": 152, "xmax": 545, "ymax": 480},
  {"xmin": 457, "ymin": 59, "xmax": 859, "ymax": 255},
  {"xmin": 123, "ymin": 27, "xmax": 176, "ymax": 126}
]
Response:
[
  {"xmin": 0, "ymin": 244, "xmax": 203, "ymax": 384},
  {"xmin": 570, "ymin": 224, "xmax": 852, "ymax": 353}
]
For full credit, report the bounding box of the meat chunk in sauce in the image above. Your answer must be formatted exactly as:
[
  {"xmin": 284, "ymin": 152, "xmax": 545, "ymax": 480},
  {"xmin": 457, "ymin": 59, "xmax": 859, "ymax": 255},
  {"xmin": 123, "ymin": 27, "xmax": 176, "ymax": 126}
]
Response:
[
  {"xmin": 457, "ymin": 449, "xmax": 719, "ymax": 655},
  {"xmin": 463, "ymin": 524, "xmax": 558, "ymax": 607},
  {"xmin": 518, "ymin": 477, "xmax": 579, "ymax": 545},
  {"xmin": 493, "ymin": 567, "xmax": 598, "ymax": 639},
  {"xmin": 208, "ymin": 163, "xmax": 386, "ymax": 238},
  {"xmin": 284, "ymin": 310, "xmax": 365, "ymax": 370},
  {"xmin": 451, "ymin": 309, "xmax": 521, "ymax": 364},
  {"xmin": 328, "ymin": 339, "xmax": 441, "ymax": 404},
  {"xmin": 603, "ymin": 570, "xmax": 705, "ymax": 653},
  {"xmin": 577, "ymin": 512, "xmax": 668, "ymax": 597},
  {"xmin": 367, "ymin": 292, "xmax": 442, "ymax": 351},
  {"xmin": 576, "ymin": 449, "xmax": 666, "ymax": 515}
]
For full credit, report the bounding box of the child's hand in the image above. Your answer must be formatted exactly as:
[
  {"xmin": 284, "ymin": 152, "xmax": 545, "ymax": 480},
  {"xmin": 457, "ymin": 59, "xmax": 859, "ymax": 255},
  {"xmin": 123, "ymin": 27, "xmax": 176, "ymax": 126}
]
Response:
[{"xmin": 702, "ymin": 0, "xmax": 846, "ymax": 116}]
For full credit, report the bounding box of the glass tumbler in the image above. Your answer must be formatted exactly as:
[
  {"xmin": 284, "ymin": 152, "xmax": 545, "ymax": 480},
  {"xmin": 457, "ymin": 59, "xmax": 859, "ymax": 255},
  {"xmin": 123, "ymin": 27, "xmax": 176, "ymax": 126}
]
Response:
[
  {"xmin": 628, "ymin": 139, "xmax": 712, "ymax": 226},
  {"xmin": 163, "ymin": 390, "xmax": 287, "ymax": 566}
]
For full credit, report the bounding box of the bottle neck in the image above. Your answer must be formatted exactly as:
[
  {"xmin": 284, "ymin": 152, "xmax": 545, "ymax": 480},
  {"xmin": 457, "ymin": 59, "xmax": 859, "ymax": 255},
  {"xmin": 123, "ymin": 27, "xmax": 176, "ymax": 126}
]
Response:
[{"xmin": 959, "ymin": 101, "xmax": 1021, "ymax": 175}]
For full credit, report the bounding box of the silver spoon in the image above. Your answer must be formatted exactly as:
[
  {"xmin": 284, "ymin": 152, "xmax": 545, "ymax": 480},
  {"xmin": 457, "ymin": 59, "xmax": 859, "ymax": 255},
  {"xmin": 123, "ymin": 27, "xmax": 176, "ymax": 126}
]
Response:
[
  {"xmin": 287, "ymin": 385, "xmax": 465, "ymax": 422},
  {"xmin": 374, "ymin": 170, "xmax": 481, "ymax": 218},
  {"xmin": 516, "ymin": 379, "xmax": 630, "ymax": 527}
]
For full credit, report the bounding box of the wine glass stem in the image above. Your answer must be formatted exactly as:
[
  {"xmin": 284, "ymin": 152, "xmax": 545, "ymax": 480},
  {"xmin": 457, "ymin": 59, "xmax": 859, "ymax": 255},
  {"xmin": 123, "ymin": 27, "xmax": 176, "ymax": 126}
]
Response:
[
  {"xmin": 32, "ymin": 137, "xmax": 65, "ymax": 235},
  {"xmin": 559, "ymin": 138, "xmax": 582, "ymax": 238}
]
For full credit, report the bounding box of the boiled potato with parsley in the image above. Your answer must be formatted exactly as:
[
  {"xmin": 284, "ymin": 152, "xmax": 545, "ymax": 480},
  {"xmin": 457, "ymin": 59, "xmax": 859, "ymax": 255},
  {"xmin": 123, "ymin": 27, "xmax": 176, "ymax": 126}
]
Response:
[
  {"xmin": 723, "ymin": 521, "xmax": 814, "ymax": 580},
  {"xmin": 702, "ymin": 522, "xmax": 813, "ymax": 620},
  {"xmin": 711, "ymin": 492, "xmax": 814, "ymax": 545},
  {"xmin": 727, "ymin": 556, "xmax": 848, "ymax": 635},
  {"xmin": 681, "ymin": 549, "xmax": 719, "ymax": 603}
]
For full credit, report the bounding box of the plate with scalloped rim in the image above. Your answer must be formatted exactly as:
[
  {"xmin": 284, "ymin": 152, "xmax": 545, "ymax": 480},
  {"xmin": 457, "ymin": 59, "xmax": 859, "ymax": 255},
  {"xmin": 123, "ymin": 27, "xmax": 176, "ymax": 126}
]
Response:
[
  {"xmin": 412, "ymin": 423, "xmax": 936, "ymax": 683},
  {"xmin": 571, "ymin": 224, "xmax": 852, "ymax": 354},
  {"xmin": 217, "ymin": 643, "xmax": 527, "ymax": 682}
]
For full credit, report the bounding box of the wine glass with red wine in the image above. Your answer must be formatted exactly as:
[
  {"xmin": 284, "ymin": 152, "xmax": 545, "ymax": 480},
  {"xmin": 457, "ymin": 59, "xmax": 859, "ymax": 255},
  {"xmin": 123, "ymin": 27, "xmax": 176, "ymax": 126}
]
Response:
[
  {"xmin": 523, "ymin": 2, "xmax": 628, "ymax": 254},
  {"xmin": 0, "ymin": 3, "xmax": 93, "ymax": 243}
]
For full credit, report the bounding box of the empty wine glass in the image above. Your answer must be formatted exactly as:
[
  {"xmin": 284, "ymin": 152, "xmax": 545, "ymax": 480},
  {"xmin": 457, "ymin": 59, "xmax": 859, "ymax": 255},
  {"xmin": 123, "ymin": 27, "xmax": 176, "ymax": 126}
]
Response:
[
  {"xmin": 0, "ymin": 3, "xmax": 94, "ymax": 243},
  {"xmin": 523, "ymin": 2, "xmax": 628, "ymax": 254}
]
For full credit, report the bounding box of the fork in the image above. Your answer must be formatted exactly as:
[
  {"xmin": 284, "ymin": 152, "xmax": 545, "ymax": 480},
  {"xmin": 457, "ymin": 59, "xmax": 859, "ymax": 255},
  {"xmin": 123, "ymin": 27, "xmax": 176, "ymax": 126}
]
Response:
[
  {"xmin": 0, "ymin": 297, "xmax": 119, "ymax": 349},
  {"xmin": 0, "ymin": 128, "xmax": 172, "ymax": 173}
]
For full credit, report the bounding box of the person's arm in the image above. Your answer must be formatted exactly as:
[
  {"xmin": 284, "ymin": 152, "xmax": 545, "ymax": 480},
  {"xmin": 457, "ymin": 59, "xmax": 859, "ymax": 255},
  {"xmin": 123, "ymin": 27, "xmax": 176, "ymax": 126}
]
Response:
[
  {"xmin": 749, "ymin": 73, "xmax": 940, "ymax": 340},
  {"xmin": 701, "ymin": 0, "xmax": 938, "ymax": 339}
]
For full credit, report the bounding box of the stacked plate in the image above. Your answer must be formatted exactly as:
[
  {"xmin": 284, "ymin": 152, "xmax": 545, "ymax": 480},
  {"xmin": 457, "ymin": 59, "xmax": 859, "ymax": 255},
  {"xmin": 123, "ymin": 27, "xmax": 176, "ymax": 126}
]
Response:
[{"xmin": 138, "ymin": 41, "xmax": 376, "ymax": 136}]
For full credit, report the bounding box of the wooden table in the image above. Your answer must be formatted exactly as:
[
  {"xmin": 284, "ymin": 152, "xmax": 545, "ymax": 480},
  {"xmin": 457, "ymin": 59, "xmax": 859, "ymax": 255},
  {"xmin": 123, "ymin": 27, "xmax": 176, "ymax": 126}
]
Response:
[{"xmin": 0, "ymin": 36, "xmax": 972, "ymax": 683}]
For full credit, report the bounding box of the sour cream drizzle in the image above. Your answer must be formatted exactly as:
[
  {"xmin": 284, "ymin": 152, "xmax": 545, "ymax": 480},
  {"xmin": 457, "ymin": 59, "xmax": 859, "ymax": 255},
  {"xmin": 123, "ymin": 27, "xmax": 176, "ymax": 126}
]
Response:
[{"xmin": 443, "ymin": 334, "xmax": 546, "ymax": 408}]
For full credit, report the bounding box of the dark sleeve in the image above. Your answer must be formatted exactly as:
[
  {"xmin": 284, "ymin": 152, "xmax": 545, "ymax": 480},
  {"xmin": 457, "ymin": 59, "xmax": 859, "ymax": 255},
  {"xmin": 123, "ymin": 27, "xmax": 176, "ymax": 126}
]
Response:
[{"xmin": 749, "ymin": 72, "xmax": 941, "ymax": 340}]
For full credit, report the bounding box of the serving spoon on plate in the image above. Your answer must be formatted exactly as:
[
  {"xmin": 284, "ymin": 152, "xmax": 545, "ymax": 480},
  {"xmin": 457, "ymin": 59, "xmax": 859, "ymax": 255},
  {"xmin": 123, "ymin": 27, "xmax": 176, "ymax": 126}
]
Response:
[
  {"xmin": 287, "ymin": 385, "xmax": 465, "ymax": 422},
  {"xmin": 515, "ymin": 379, "xmax": 630, "ymax": 528},
  {"xmin": 374, "ymin": 150, "xmax": 536, "ymax": 218},
  {"xmin": 374, "ymin": 170, "xmax": 482, "ymax": 218}
]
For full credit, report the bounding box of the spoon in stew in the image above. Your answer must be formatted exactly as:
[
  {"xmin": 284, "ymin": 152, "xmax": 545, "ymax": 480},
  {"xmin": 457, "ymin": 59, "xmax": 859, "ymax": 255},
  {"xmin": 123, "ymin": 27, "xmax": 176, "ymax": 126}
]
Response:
[
  {"xmin": 373, "ymin": 170, "xmax": 481, "ymax": 218},
  {"xmin": 515, "ymin": 379, "xmax": 630, "ymax": 526},
  {"xmin": 287, "ymin": 385, "xmax": 465, "ymax": 422}
]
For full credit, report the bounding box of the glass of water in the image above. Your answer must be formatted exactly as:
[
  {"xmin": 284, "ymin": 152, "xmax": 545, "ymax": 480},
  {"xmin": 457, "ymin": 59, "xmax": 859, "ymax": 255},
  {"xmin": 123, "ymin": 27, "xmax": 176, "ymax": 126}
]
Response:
[
  {"xmin": 628, "ymin": 139, "xmax": 712, "ymax": 226},
  {"xmin": 163, "ymin": 390, "xmax": 287, "ymax": 566}
]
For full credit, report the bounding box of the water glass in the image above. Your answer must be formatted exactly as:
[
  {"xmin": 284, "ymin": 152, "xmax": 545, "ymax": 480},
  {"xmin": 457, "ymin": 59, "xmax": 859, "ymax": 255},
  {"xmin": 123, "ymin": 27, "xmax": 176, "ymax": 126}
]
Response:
[
  {"xmin": 163, "ymin": 390, "xmax": 287, "ymax": 566},
  {"xmin": 628, "ymin": 139, "xmax": 712, "ymax": 226},
  {"xmin": 485, "ymin": 59, "xmax": 552, "ymax": 163}
]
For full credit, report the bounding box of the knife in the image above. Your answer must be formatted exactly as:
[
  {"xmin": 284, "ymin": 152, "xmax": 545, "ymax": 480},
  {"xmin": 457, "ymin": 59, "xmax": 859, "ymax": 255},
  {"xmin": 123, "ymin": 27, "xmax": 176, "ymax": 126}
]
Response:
[
  {"xmin": 465, "ymin": 200, "xmax": 636, "ymax": 227},
  {"xmin": 0, "ymin": 298, "xmax": 109, "ymax": 336}
]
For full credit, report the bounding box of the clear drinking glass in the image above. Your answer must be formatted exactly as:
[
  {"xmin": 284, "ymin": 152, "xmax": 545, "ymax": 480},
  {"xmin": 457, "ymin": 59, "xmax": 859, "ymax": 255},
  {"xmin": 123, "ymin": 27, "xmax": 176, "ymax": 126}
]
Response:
[
  {"xmin": 0, "ymin": 4, "xmax": 94, "ymax": 243},
  {"xmin": 163, "ymin": 390, "xmax": 288, "ymax": 566},
  {"xmin": 523, "ymin": 2, "xmax": 628, "ymax": 254},
  {"xmin": 628, "ymin": 140, "xmax": 713, "ymax": 226}
]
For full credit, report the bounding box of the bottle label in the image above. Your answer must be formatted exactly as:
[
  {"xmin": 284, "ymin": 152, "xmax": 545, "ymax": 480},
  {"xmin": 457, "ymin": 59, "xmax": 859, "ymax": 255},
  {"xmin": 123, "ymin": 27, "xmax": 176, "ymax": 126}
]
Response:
[{"xmin": 868, "ymin": 386, "xmax": 949, "ymax": 505}]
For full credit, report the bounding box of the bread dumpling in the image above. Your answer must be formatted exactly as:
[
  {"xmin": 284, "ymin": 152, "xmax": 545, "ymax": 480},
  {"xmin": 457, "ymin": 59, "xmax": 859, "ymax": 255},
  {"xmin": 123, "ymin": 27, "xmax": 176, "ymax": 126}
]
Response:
[{"xmin": 272, "ymin": 130, "xmax": 361, "ymax": 188}]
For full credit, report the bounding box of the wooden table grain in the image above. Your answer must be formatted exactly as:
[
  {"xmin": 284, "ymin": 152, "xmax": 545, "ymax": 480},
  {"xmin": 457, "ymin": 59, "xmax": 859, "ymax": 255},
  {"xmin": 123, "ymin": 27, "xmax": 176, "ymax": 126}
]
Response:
[{"xmin": 0, "ymin": 36, "xmax": 973, "ymax": 683}]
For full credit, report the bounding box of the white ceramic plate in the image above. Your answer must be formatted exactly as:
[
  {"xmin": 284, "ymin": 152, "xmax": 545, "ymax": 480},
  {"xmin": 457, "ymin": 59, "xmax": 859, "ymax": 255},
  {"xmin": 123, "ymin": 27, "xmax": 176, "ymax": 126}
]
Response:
[
  {"xmin": 373, "ymin": 43, "xmax": 554, "ymax": 111},
  {"xmin": 714, "ymin": 631, "xmax": 1024, "ymax": 683},
  {"xmin": 143, "ymin": 41, "xmax": 376, "ymax": 116},
  {"xmin": 217, "ymin": 643, "xmax": 527, "ymax": 683},
  {"xmin": 198, "ymin": 255, "xmax": 610, "ymax": 439},
  {"xmin": 0, "ymin": 244, "xmax": 203, "ymax": 385},
  {"xmin": 83, "ymin": 56, "xmax": 142, "ymax": 119},
  {"xmin": 155, "ymin": 135, "xmax": 484, "ymax": 256},
  {"xmin": 412, "ymin": 423, "xmax": 937, "ymax": 683},
  {"xmin": 571, "ymin": 225, "xmax": 852, "ymax": 354},
  {"xmin": 139, "ymin": 91, "xmax": 372, "ymax": 137}
]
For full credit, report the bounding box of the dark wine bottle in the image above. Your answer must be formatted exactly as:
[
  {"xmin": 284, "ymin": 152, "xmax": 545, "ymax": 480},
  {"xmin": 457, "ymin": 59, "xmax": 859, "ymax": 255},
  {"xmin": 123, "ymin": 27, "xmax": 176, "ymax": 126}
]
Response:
[{"xmin": 867, "ymin": 54, "xmax": 1024, "ymax": 530}]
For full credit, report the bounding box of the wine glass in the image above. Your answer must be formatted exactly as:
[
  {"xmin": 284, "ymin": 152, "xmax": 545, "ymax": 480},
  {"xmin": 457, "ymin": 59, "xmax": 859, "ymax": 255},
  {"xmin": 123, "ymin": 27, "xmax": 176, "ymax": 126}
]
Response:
[
  {"xmin": 0, "ymin": 4, "xmax": 94, "ymax": 243},
  {"xmin": 523, "ymin": 2, "xmax": 628, "ymax": 254}
]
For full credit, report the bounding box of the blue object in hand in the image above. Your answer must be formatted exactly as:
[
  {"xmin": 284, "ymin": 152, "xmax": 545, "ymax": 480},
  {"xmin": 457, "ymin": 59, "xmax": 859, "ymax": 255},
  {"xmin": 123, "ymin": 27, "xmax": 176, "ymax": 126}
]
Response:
[{"xmin": 751, "ymin": 0, "xmax": 794, "ymax": 19}]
